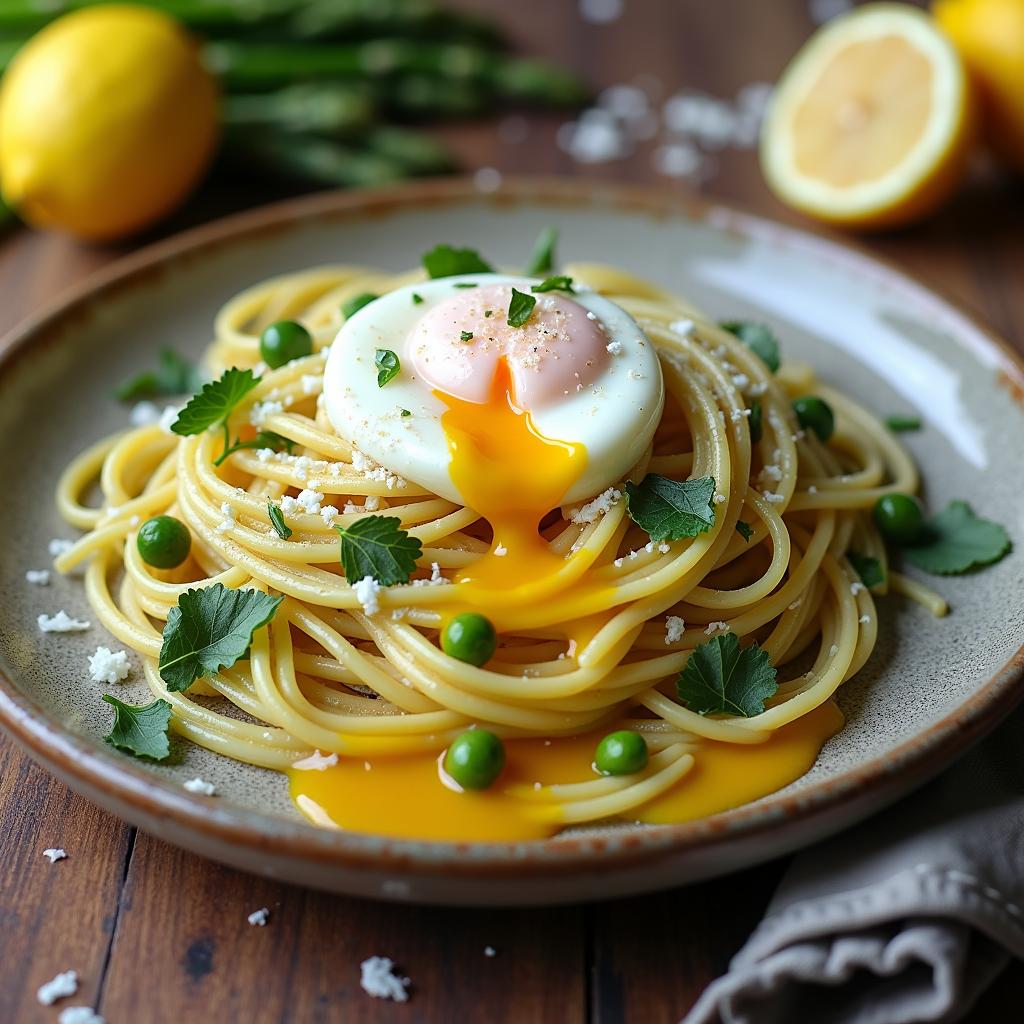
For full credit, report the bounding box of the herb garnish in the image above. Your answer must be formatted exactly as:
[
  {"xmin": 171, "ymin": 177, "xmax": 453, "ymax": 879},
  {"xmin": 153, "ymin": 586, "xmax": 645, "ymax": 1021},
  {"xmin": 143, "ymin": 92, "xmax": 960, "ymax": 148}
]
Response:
[
  {"xmin": 749, "ymin": 400, "xmax": 763, "ymax": 444},
  {"xmin": 885, "ymin": 415, "xmax": 922, "ymax": 432},
  {"xmin": 400, "ymin": 408, "xmax": 412, "ymax": 417},
  {"xmin": 158, "ymin": 584, "xmax": 283, "ymax": 693},
  {"xmin": 624, "ymin": 474, "xmax": 717, "ymax": 542},
  {"xmin": 115, "ymin": 348, "xmax": 205, "ymax": 402},
  {"xmin": 847, "ymin": 551, "xmax": 885, "ymax": 589},
  {"xmin": 676, "ymin": 633, "xmax": 778, "ymax": 718},
  {"xmin": 171, "ymin": 367, "xmax": 261, "ymax": 463},
  {"xmin": 375, "ymin": 348, "xmax": 401, "ymax": 388},
  {"xmin": 902, "ymin": 501, "xmax": 1011, "ymax": 575},
  {"xmin": 460, "ymin": 331, "xmax": 474, "ymax": 342},
  {"xmin": 335, "ymin": 515, "xmax": 422, "ymax": 586},
  {"xmin": 214, "ymin": 430, "xmax": 294, "ymax": 468},
  {"xmin": 422, "ymin": 244, "xmax": 493, "ymax": 279},
  {"xmin": 341, "ymin": 293, "xmax": 378, "ymax": 319},
  {"xmin": 735, "ymin": 521, "xmax": 754, "ymax": 543},
  {"xmin": 412, "ymin": 293, "xmax": 424, "ymax": 305},
  {"xmin": 268, "ymin": 501, "xmax": 292, "ymax": 540},
  {"xmin": 720, "ymin": 321, "xmax": 781, "ymax": 373},
  {"xmin": 507, "ymin": 288, "xmax": 537, "ymax": 328},
  {"xmin": 102, "ymin": 696, "xmax": 173, "ymax": 760},
  {"xmin": 526, "ymin": 227, "xmax": 557, "ymax": 276},
  {"xmin": 532, "ymin": 275, "xmax": 575, "ymax": 294}
]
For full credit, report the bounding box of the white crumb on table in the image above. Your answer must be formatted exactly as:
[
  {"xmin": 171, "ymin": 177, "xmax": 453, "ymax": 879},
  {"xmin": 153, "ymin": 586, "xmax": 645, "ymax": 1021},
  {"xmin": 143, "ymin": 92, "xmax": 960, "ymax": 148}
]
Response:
[
  {"xmin": 87, "ymin": 647, "xmax": 130, "ymax": 684},
  {"xmin": 484, "ymin": 946, "xmax": 497, "ymax": 957},
  {"xmin": 43, "ymin": 848, "xmax": 67, "ymax": 864},
  {"xmin": 360, "ymin": 956, "xmax": 410, "ymax": 1002},
  {"xmin": 247, "ymin": 907, "xmax": 270, "ymax": 927},
  {"xmin": 38, "ymin": 611, "xmax": 90, "ymax": 634},
  {"xmin": 48, "ymin": 539, "xmax": 74, "ymax": 558},
  {"xmin": 37, "ymin": 970, "xmax": 78, "ymax": 1005},
  {"xmin": 26, "ymin": 569, "xmax": 51, "ymax": 585},
  {"xmin": 292, "ymin": 750, "xmax": 339, "ymax": 771},
  {"xmin": 58, "ymin": 1007, "xmax": 105, "ymax": 1024},
  {"xmin": 183, "ymin": 777, "xmax": 216, "ymax": 796}
]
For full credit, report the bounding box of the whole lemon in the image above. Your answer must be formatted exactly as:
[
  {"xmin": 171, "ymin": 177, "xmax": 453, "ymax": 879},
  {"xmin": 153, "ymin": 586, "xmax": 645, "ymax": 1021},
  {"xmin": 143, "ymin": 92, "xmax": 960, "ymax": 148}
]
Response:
[
  {"xmin": 0, "ymin": 4, "xmax": 219, "ymax": 240},
  {"xmin": 934, "ymin": 0, "xmax": 1024, "ymax": 172}
]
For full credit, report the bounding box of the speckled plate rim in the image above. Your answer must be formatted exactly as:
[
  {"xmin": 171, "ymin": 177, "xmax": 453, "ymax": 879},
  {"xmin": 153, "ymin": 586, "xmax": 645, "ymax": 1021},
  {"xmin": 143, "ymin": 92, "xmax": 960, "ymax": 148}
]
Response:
[{"xmin": 2, "ymin": 177, "xmax": 1024, "ymax": 891}]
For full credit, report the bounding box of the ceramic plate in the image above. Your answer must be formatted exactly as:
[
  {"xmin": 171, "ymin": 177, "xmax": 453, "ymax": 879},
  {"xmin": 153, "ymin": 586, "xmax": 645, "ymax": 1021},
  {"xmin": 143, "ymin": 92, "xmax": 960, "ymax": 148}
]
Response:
[{"xmin": 1, "ymin": 179, "xmax": 1022, "ymax": 906}]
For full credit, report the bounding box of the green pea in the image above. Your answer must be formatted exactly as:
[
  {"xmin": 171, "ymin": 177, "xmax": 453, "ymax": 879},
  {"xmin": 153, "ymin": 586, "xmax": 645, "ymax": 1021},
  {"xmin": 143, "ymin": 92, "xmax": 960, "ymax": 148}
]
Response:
[
  {"xmin": 444, "ymin": 729, "xmax": 505, "ymax": 790},
  {"xmin": 873, "ymin": 493, "xmax": 925, "ymax": 544},
  {"xmin": 136, "ymin": 515, "xmax": 191, "ymax": 569},
  {"xmin": 259, "ymin": 320, "xmax": 313, "ymax": 369},
  {"xmin": 441, "ymin": 613, "xmax": 497, "ymax": 667},
  {"xmin": 793, "ymin": 396, "xmax": 835, "ymax": 442},
  {"xmin": 594, "ymin": 730, "xmax": 648, "ymax": 776}
]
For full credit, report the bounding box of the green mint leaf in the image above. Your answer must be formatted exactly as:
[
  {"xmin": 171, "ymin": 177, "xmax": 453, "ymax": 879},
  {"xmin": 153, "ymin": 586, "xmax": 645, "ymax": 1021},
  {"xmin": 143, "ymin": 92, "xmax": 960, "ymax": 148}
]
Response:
[
  {"xmin": 532, "ymin": 275, "xmax": 575, "ymax": 294},
  {"xmin": 749, "ymin": 400, "xmax": 763, "ymax": 444},
  {"xmin": 341, "ymin": 292, "xmax": 378, "ymax": 319},
  {"xmin": 676, "ymin": 633, "xmax": 778, "ymax": 717},
  {"xmin": 720, "ymin": 321, "xmax": 781, "ymax": 373},
  {"xmin": 375, "ymin": 349, "xmax": 400, "ymax": 388},
  {"xmin": 214, "ymin": 430, "xmax": 294, "ymax": 468},
  {"xmin": 171, "ymin": 368, "xmax": 260, "ymax": 437},
  {"xmin": 903, "ymin": 501, "xmax": 1011, "ymax": 575},
  {"xmin": 526, "ymin": 226, "xmax": 557, "ymax": 275},
  {"xmin": 159, "ymin": 584, "xmax": 283, "ymax": 693},
  {"xmin": 102, "ymin": 696, "xmax": 173, "ymax": 761},
  {"xmin": 268, "ymin": 501, "xmax": 292, "ymax": 540},
  {"xmin": 624, "ymin": 474, "xmax": 716, "ymax": 542},
  {"xmin": 847, "ymin": 551, "xmax": 885, "ymax": 589},
  {"xmin": 885, "ymin": 415, "xmax": 922, "ymax": 432},
  {"xmin": 335, "ymin": 515, "xmax": 422, "ymax": 586},
  {"xmin": 460, "ymin": 331, "xmax": 474, "ymax": 342},
  {"xmin": 422, "ymin": 244, "xmax": 493, "ymax": 278},
  {"xmin": 115, "ymin": 348, "xmax": 205, "ymax": 402},
  {"xmin": 507, "ymin": 287, "xmax": 537, "ymax": 328},
  {"xmin": 735, "ymin": 521, "xmax": 754, "ymax": 542},
  {"xmin": 411, "ymin": 292, "xmax": 424, "ymax": 305}
]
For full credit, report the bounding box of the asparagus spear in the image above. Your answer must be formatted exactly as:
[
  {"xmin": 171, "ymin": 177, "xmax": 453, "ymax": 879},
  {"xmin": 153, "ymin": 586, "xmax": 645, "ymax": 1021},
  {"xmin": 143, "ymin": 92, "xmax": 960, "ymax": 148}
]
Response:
[{"xmin": 222, "ymin": 82, "xmax": 375, "ymax": 138}]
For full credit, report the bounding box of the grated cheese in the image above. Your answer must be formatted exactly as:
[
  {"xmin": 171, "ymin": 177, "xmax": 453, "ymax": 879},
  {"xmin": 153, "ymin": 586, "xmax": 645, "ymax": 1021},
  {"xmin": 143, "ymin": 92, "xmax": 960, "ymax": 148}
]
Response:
[
  {"xmin": 49, "ymin": 539, "xmax": 74, "ymax": 558},
  {"xmin": 158, "ymin": 405, "xmax": 181, "ymax": 433},
  {"xmin": 26, "ymin": 569, "xmax": 51, "ymax": 585},
  {"xmin": 606, "ymin": 340, "xmax": 623, "ymax": 355},
  {"xmin": 295, "ymin": 488, "xmax": 324, "ymax": 515},
  {"xmin": 360, "ymin": 956, "xmax": 410, "ymax": 1002},
  {"xmin": 43, "ymin": 848, "xmax": 67, "ymax": 864},
  {"xmin": 570, "ymin": 487, "xmax": 621, "ymax": 525},
  {"xmin": 353, "ymin": 575, "xmax": 383, "ymax": 615},
  {"xmin": 247, "ymin": 907, "xmax": 270, "ymax": 927},
  {"xmin": 87, "ymin": 647, "xmax": 130, "ymax": 684},
  {"xmin": 183, "ymin": 777, "xmax": 216, "ymax": 796},
  {"xmin": 493, "ymin": 544, "xmax": 508, "ymax": 557},
  {"xmin": 129, "ymin": 400, "xmax": 161, "ymax": 426},
  {"xmin": 250, "ymin": 399, "xmax": 284, "ymax": 428},
  {"xmin": 301, "ymin": 374, "xmax": 322, "ymax": 395},
  {"xmin": 664, "ymin": 616, "xmax": 685, "ymax": 645},
  {"xmin": 704, "ymin": 621, "xmax": 730, "ymax": 635},
  {"xmin": 669, "ymin": 319, "xmax": 695, "ymax": 337},
  {"xmin": 38, "ymin": 611, "xmax": 90, "ymax": 634},
  {"xmin": 319, "ymin": 505, "xmax": 339, "ymax": 526}
]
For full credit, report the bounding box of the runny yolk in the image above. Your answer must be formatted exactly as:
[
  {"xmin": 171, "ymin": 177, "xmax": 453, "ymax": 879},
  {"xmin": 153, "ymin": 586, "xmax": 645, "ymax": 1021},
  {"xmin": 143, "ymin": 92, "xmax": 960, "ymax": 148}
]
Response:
[
  {"xmin": 288, "ymin": 701, "xmax": 844, "ymax": 842},
  {"xmin": 437, "ymin": 359, "xmax": 588, "ymax": 609}
]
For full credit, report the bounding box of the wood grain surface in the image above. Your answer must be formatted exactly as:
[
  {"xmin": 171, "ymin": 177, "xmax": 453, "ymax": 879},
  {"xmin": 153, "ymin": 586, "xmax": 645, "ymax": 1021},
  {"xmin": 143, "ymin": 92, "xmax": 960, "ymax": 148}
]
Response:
[{"xmin": 2, "ymin": 1, "xmax": 1023, "ymax": 1021}]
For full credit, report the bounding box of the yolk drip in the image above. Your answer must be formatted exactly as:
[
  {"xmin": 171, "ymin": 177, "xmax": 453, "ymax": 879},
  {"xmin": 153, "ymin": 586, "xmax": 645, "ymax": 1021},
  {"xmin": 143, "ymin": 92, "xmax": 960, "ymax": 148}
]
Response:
[
  {"xmin": 437, "ymin": 359, "xmax": 590, "ymax": 610},
  {"xmin": 289, "ymin": 701, "xmax": 844, "ymax": 842}
]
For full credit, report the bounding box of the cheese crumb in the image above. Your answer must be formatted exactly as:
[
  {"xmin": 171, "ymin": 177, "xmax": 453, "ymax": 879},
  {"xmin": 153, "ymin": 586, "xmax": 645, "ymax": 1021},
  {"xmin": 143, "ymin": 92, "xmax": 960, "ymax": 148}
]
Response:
[
  {"xmin": 850, "ymin": 581, "xmax": 865, "ymax": 595},
  {"xmin": 353, "ymin": 575, "xmax": 383, "ymax": 615},
  {"xmin": 829, "ymin": 644, "xmax": 840, "ymax": 657},
  {"xmin": 319, "ymin": 505, "xmax": 339, "ymax": 526},
  {"xmin": 360, "ymin": 956, "xmax": 410, "ymax": 1003},
  {"xmin": 713, "ymin": 493, "xmax": 727, "ymax": 504},
  {"xmin": 704, "ymin": 621, "xmax": 730, "ymax": 635},
  {"xmin": 49, "ymin": 539, "xmax": 74, "ymax": 558},
  {"xmin": 301, "ymin": 374, "xmax": 322, "ymax": 395},
  {"xmin": 606, "ymin": 340, "xmax": 623, "ymax": 355},
  {"xmin": 670, "ymin": 318, "xmax": 695, "ymax": 337},
  {"xmin": 26, "ymin": 569, "xmax": 51, "ymax": 585},
  {"xmin": 484, "ymin": 946, "xmax": 497, "ymax": 958},
  {"xmin": 859, "ymin": 614, "xmax": 872, "ymax": 625},
  {"xmin": 183, "ymin": 777, "xmax": 216, "ymax": 796},
  {"xmin": 43, "ymin": 848, "xmax": 67, "ymax": 863},
  {"xmin": 295, "ymin": 488, "xmax": 324, "ymax": 515},
  {"xmin": 293, "ymin": 750, "xmax": 339, "ymax": 771},
  {"xmin": 58, "ymin": 1010, "xmax": 105, "ymax": 1024},
  {"xmin": 665, "ymin": 615, "xmax": 685, "ymax": 644},
  {"xmin": 762, "ymin": 491, "xmax": 786, "ymax": 504},
  {"xmin": 87, "ymin": 647, "xmax": 130, "ymax": 684},
  {"xmin": 247, "ymin": 907, "xmax": 270, "ymax": 927},
  {"xmin": 216, "ymin": 502, "xmax": 236, "ymax": 534},
  {"xmin": 158, "ymin": 405, "xmax": 181, "ymax": 433},
  {"xmin": 493, "ymin": 544, "xmax": 508, "ymax": 557},
  {"xmin": 37, "ymin": 970, "xmax": 78, "ymax": 1006},
  {"xmin": 250, "ymin": 399, "xmax": 284, "ymax": 427},
  {"xmin": 38, "ymin": 611, "xmax": 90, "ymax": 634},
  {"xmin": 570, "ymin": 487, "xmax": 621, "ymax": 524}
]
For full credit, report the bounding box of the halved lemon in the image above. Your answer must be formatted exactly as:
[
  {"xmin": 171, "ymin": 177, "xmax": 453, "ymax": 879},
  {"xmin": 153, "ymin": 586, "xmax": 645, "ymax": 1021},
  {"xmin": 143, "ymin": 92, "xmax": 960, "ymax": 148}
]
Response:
[{"xmin": 760, "ymin": 3, "xmax": 976, "ymax": 230}]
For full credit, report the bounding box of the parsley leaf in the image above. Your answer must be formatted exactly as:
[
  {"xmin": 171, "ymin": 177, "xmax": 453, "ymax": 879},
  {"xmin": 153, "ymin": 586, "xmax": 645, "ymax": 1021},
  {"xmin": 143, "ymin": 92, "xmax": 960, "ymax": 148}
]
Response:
[
  {"xmin": 159, "ymin": 584, "xmax": 283, "ymax": 693},
  {"xmin": 735, "ymin": 521, "xmax": 754, "ymax": 542},
  {"xmin": 214, "ymin": 430, "xmax": 294, "ymax": 468},
  {"xmin": 268, "ymin": 501, "xmax": 292, "ymax": 540},
  {"xmin": 507, "ymin": 288, "xmax": 537, "ymax": 328},
  {"xmin": 676, "ymin": 633, "xmax": 778, "ymax": 717},
  {"xmin": 171, "ymin": 367, "xmax": 260, "ymax": 442},
  {"xmin": 721, "ymin": 321, "xmax": 781, "ymax": 373},
  {"xmin": 422, "ymin": 244, "xmax": 493, "ymax": 278},
  {"xmin": 412, "ymin": 292, "xmax": 424, "ymax": 305},
  {"xmin": 532, "ymin": 275, "xmax": 575, "ymax": 294},
  {"xmin": 375, "ymin": 349, "xmax": 400, "ymax": 387},
  {"xmin": 624, "ymin": 474, "xmax": 717, "ymax": 542},
  {"xmin": 460, "ymin": 330, "xmax": 474, "ymax": 341},
  {"xmin": 115, "ymin": 348, "xmax": 205, "ymax": 402},
  {"xmin": 400, "ymin": 408, "xmax": 412, "ymax": 417},
  {"xmin": 341, "ymin": 292, "xmax": 378, "ymax": 319},
  {"xmin": 102, "ymin": 695, "xmax": 173, "ymax": 761},
  {"xmin": 848, "ymin": 551, "xmax": 885, "ymax": 589},
  {"xmin": 749, "ymin": 400, "xmax": 763, "ymax": 444},
  {"xmin": 885, "ymin": 415, "xmax": 922, "ymax": 432},
  {"xmin": 335, "ymin": 515, "xmax": 422, "ymax": 586},
  {"xmin": 902, "ymin": 501, "xmax": 1011, "ymax": 575},
  {"xmin": 527, "ymin": 226, "xmax": 557, "ymax": 275}
]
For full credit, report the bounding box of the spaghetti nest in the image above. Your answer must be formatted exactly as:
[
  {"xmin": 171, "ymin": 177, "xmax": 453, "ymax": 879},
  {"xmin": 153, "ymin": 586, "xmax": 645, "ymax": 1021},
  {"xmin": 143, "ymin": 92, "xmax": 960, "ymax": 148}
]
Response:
[{"xmin": 54, "ymin": 262, "xmax": 930, "ymax": 828}]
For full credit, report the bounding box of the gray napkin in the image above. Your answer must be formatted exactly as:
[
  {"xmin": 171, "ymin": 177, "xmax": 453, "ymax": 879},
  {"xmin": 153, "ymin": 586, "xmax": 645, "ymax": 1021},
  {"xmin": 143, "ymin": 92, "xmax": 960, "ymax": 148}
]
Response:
[{"xmin": 684, "ymin": 704, "xmax": 1024, "ymax": 1024}]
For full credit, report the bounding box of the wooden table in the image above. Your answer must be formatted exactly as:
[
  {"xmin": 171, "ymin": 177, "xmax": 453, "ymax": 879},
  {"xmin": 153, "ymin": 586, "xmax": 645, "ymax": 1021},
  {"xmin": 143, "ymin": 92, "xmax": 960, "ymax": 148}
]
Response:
[{"xmin": 2, "ymin": 1, "xmax": 1023, "ymax": 1020}]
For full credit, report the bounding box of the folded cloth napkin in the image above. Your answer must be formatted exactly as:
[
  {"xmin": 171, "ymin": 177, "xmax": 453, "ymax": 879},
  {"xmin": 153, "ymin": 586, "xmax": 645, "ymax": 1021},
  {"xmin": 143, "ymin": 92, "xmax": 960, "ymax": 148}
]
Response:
[{"xmin": 685, "ymin": 703, "xmax": 1024, "ymax": 1024}]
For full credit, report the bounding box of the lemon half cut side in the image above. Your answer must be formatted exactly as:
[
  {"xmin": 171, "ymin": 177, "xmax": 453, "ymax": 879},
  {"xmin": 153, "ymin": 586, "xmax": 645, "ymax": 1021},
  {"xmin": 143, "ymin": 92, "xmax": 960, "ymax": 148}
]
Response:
[{"xmin": 760, "ymin": 3, "xmax": 975, "ymax": 230}]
